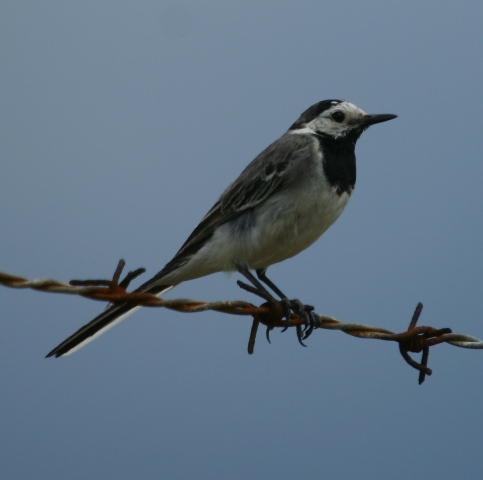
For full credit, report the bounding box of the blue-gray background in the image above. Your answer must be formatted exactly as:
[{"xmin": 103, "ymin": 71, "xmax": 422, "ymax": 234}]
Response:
[{"xmin": 2, "ymin": 2, "xmax": 483, "ymax": 479}]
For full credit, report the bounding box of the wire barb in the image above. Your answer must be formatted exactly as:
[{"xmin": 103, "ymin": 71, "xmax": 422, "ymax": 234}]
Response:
[
  {"xmin": 395, "ymin": 302, "xmax": 453, "ymax": 384},
  {"xmin": 1, "ymin": 261, "xmax": 482, "ymax": 384}
]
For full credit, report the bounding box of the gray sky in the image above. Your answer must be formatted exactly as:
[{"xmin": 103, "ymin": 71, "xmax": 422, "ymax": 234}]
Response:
[{"xmin": 2, "ymin": 1, "xmax": 483, "ymax": 479}]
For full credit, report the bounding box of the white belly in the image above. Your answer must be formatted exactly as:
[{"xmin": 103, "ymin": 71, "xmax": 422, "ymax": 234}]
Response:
[
  {"xmin": 245, "ymin": 186, "xmax": 350, "ymax": 269},
  {"xmin": 162, "ymin": 183, "xmax": 350, "ymax": 284}
]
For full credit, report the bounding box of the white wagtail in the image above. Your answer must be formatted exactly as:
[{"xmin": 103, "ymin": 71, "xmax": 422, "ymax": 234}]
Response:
[{"xmin": 47, "ymin": 99, "xmax": 396, "ymax": 357}]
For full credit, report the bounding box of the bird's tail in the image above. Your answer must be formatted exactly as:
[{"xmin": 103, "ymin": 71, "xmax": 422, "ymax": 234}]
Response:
[{"xmin": 46, "ymin": 283, "xmax": 173, "ymax": 358}]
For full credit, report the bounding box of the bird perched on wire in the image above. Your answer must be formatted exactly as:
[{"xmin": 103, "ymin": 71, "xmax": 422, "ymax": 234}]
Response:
[{"xmin": 47, "ymin": 99, "xmax": 396, "ymax": 357}]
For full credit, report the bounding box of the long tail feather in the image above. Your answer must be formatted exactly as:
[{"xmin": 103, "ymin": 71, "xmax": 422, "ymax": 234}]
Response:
[{"xmin": 46, "ymin": 284, "xmax": 173, "ymax": 357}]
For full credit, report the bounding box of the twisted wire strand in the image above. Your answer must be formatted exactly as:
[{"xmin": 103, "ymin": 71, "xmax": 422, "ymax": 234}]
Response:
[{"xmin": 1, "ymin": 263, "xmax": 482, "ymax": 383}]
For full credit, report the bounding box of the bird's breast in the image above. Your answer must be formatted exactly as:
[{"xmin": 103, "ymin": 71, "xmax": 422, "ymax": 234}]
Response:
[{"xmin": 245, "ymin": 181, "xmax": 351, "ymax": 269}]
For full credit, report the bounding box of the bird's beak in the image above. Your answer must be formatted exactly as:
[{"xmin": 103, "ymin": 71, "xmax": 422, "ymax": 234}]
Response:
[{"xmin": 359, "ymin": 113, "xmax": 398, "ymax": 126}]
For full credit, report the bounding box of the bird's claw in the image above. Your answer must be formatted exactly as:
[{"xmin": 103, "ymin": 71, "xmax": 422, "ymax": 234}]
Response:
[
  {"xmin": 301, "ymin": 307, "xmax": 318, "ymax": 340},
  {"xmin": 296, "ymin": 324, "xmax": 308, "ymax": 347},
  {"xmin": 280, "ymin": 298, "xmax": 293, "ymax": 332},
  {"xmin": 278, "ymin": 298, "xmax": 318, "ymax": 344},
  {"xmin": 266, "ymin": 326, "xmax": 272, "ymax": 344},
  {"xmin": 236, "ymin": 266, "xmax": 318, "ymax": 347}
]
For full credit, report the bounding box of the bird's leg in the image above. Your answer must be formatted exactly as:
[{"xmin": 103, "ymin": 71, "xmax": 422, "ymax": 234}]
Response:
[
  {"xmin": 236, "ymin": 265, "xmax": 278, "ymax": 344},
  {"xmin": 255, "ymin": 268, "xmax": 288, "ymax": 299},
  {"xmin": 236, "ymin": 265, "xmax": 276, "ymax": 301},
  {"xmin": 237, "ymin": 266, "xmax": 292, "ymax": 328},
  {"xmin": 254, "ymin": 268, "xmax": 292, "ymax": 330},
  {"xmin": 256, "ymin": 268, "xmax": 317, "ymax": 341}
]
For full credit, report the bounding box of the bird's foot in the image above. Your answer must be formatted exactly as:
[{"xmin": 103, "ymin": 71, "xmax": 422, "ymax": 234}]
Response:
[
  {"xmin": 237, "ymin": 266, "xmax": 318, "ymax": 347},
  {"xmin": 236, "ymin": 279, "xmax": 282, "ymax": 345},
  {"xmin": 280, "ymin": 299, "xmax": 318, "ymax": 345}
]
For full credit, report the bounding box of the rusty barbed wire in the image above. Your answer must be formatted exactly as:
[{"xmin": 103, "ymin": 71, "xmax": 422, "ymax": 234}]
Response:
[{"xmin": 1, "ymin": 259, "xmax": 482, "ymax": 384}]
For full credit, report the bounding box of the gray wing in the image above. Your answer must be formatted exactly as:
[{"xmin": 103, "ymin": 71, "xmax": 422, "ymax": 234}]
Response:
[
  {"xmin": 174, "ymin": 132, "xmax": 313, "ymax": 257},
  {"xmin": 145, "ymin": 132, "xmax": 314, "ymax": 283}
]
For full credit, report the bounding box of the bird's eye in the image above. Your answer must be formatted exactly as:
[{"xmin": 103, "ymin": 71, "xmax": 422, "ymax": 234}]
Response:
[{"xmin": 331, "ymin": 111, "xmax": 345, "ymax": 123}]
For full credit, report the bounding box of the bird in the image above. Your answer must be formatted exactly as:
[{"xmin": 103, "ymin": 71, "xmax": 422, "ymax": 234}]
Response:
[{"xmin": 47, "ymin": 99, "xmax": 397, "ymax": 357}]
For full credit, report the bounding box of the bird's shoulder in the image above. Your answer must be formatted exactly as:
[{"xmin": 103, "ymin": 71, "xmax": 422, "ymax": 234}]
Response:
[{"xmin": 220, "ymin": 131, "xmax": 316, "ymax": 211}]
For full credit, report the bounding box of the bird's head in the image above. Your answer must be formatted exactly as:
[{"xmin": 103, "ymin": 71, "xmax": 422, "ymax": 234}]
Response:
[{"xmin": 289, "ymin": 100, "xmax": 397, "ymax": 139}]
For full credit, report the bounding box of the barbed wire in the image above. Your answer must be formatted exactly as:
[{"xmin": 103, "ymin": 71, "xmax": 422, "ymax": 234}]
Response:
[{"xmin": 1, "ymin": 259, "xmax": 482, "ymax": 384}]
